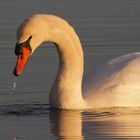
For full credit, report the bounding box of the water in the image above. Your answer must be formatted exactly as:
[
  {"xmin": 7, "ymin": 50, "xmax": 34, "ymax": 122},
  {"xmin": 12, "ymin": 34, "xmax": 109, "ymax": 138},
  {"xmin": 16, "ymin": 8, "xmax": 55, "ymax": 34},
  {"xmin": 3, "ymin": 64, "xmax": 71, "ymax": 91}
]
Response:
[
  {"xmin": 0, "ymin": 0, "xmax": 140, "ymax": 139},
  {"xmin": 0, "ymin": 105, "xmax": 140, "ymax": 139}
]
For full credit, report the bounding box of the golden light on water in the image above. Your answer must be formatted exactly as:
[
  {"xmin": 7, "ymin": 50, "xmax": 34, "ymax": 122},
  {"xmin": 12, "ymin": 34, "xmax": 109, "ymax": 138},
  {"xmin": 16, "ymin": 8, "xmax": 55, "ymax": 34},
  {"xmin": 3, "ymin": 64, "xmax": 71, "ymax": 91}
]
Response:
[{"xmin": 50, "ymin": 108, "xmax": 140, "ymax": 139}]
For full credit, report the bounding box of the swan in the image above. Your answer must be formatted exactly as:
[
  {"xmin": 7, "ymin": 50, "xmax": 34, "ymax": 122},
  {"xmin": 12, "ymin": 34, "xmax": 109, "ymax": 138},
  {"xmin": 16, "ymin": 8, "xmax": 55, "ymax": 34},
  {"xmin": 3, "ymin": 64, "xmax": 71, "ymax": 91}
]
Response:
[{"xmin": 13, "ymin": 14, "xmax": 140, "ymax": 109}]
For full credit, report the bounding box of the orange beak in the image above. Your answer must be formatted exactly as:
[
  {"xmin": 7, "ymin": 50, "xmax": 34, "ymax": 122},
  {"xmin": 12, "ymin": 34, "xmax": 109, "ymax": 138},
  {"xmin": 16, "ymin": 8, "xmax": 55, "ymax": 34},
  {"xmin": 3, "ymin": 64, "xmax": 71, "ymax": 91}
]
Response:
[{"xmin": 14, "ymin": 47, "xmax": 31, "ymax": 76}]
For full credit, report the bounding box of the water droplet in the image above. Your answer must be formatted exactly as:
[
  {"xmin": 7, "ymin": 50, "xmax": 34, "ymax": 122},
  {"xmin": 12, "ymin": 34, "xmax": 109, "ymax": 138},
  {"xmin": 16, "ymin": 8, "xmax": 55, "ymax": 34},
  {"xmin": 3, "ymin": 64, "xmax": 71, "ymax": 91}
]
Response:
[
  {"xmin": 12, "ymin": 134, "xmax": 17, "ymax": 140},
  {"xmin": 12, "ymin": 81, "xmax": 16, "ymax": 91},
  {"xmin": 10, "ymin": 77, "xmax": 17, "ymax": 95}
]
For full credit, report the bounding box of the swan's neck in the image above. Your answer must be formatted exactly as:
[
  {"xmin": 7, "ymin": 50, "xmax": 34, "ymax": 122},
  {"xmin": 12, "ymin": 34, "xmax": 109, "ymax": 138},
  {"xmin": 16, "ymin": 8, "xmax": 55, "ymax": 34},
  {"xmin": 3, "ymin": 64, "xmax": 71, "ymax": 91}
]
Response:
[{"xmin": 47, "ymin": 17, "xmax": 85, "ymax": 109}]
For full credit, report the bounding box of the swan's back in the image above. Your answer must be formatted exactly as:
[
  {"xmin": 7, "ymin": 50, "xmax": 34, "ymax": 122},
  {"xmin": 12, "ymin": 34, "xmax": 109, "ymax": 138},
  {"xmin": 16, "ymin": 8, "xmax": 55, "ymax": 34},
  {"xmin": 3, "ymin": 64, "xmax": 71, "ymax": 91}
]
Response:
[{"xmin": 84, "ymin": 52, "xmax": 140, "ymax": 108}]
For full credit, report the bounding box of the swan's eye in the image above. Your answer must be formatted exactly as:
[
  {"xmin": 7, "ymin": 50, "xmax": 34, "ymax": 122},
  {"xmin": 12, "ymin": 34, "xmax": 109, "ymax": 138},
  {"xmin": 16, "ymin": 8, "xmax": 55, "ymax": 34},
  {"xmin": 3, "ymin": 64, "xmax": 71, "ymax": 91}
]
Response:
[{"xmin": 15, "ymin": 36, "xmax": 32, "ymax": 55}]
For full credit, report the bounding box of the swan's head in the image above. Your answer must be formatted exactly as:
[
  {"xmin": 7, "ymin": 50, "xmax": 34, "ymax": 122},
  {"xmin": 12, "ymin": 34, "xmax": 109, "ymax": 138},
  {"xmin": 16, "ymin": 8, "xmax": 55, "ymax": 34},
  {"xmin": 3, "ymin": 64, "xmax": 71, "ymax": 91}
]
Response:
[{"xmin": 13, "ymin": 15, "xmax": 50, "ymax": 76}]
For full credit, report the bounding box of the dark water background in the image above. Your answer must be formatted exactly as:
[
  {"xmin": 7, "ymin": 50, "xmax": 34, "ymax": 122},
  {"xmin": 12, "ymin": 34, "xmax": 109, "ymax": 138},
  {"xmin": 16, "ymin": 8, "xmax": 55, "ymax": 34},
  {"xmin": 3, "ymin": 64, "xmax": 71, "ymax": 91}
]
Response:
[{"xmin": 0, "ymin": 0, "xmax": 140, "ymax": 139}]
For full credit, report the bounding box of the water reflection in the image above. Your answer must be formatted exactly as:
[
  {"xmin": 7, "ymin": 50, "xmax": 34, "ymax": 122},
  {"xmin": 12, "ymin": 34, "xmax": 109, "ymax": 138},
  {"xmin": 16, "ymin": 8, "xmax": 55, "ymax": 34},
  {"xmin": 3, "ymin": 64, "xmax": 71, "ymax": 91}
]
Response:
[
  {"xmin": 50, "ymin": 110, "xmax": 84, "ymax": 140},
  {"xmin": 49, "ymin": 108, "xmax": 140, "ymax": 139}
]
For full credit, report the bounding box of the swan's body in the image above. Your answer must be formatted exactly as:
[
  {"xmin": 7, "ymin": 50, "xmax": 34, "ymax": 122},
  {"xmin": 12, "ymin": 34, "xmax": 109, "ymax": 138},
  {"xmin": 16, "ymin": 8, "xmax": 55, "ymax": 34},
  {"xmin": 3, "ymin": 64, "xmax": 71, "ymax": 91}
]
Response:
[{"xmin": 14, "ymin": 14, "xmax": 140, "ymax": 109}]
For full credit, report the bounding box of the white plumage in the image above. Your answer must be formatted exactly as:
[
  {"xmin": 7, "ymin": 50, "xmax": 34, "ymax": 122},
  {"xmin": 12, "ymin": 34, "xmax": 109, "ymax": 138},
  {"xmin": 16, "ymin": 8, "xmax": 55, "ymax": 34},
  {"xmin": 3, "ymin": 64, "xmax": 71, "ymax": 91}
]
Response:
[{"xmin": 15, "ymin": 14, "xmax": 140, "ymax": 109}]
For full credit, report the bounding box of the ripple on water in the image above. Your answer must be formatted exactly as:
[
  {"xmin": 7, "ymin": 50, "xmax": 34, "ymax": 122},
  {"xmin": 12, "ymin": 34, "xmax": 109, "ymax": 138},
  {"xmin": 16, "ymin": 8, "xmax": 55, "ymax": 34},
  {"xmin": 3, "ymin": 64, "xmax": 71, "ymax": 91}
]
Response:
[
  {"xmin": 0, "ymin": 104, "xmax": 140, "ymax": 139},
  {"xmin": 82, "ymin": 107, "xmax": 140, "ymax": 139},
  {"xmin": 0, "ymin": 104, "xmax": 50, "ymax": 115}
]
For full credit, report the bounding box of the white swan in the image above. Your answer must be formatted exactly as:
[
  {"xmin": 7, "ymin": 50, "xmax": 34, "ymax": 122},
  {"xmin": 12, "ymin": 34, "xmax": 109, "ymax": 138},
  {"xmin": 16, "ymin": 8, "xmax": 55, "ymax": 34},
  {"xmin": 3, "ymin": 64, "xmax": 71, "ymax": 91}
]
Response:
[{"xmin": 13, "ymin": 14, "xmax": 140, "ymax": 109}]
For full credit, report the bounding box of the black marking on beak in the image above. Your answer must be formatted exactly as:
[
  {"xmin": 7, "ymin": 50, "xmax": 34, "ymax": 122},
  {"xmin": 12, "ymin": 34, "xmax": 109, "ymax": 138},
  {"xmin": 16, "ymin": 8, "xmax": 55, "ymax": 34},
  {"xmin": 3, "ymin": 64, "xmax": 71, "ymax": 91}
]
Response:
[
  {"xmin": 13, "ymin": 67, "xmax": 19, "ymax": 76},
  {"xmin": 15, "ymin": 36, "xmax": 32, "ymax": 55}
]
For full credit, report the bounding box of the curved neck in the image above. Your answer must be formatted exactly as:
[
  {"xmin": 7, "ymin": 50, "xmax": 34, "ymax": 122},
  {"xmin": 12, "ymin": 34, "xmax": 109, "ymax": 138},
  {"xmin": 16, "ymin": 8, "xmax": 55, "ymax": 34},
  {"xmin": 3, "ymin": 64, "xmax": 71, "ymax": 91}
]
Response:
[{"xmin": 45, "ymin": 16, "xmax": 85, "ymax": 109}]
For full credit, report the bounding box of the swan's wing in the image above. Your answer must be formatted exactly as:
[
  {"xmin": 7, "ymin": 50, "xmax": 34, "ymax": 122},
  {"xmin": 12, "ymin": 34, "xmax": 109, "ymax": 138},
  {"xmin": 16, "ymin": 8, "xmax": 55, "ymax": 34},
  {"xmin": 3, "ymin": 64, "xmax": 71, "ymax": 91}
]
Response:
[{"xmin": 84, "ymin": 53, "xmax": 140, "ymax": 107}]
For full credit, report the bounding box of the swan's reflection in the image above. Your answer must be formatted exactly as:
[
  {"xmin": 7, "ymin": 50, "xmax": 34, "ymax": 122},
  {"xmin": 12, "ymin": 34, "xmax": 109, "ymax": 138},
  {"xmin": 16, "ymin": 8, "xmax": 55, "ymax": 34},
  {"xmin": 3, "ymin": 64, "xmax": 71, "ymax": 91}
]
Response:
[
  {"xmin": 49, "ymin": 110, "xmax": 84, "ymax": 140},
  {"xmin": 49, "ymin": 108, "xmax": 140, "ymax": 139}
]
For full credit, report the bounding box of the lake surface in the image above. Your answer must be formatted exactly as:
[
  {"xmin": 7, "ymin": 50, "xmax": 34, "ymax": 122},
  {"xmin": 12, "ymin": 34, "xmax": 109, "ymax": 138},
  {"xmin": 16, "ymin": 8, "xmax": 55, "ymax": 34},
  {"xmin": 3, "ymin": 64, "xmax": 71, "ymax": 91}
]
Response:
[{"xmin": 0, "ymin": 0, "xmax": 140, "ymax": 139}]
